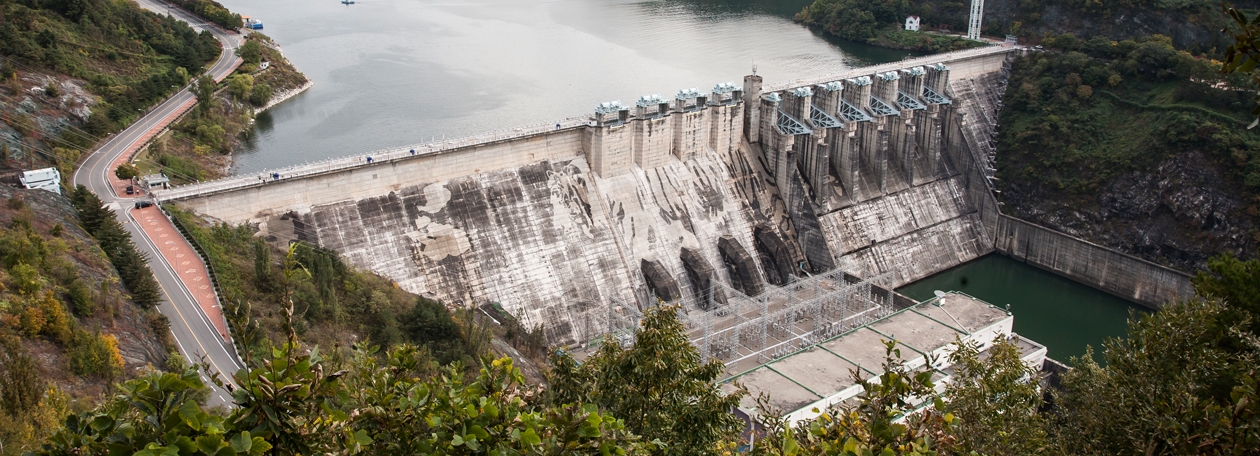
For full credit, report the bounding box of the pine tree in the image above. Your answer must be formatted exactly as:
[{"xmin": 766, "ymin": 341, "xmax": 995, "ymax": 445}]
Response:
[{"xmin": 70, "ymin": 185, "xmax": 162, "ymax": 308}]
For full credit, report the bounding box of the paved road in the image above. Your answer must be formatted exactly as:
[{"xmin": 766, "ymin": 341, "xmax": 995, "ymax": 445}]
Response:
[{"xmin": 71, "ymin": 1, "xmax": 245, "ymax": 407}]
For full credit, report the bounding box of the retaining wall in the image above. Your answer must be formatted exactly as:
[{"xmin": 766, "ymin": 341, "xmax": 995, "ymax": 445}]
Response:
[{"xmin": 992, "ymin": 215, "xmax": 1194, "ymax": 309}]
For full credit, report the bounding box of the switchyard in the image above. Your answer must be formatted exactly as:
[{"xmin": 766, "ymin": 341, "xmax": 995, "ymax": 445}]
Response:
[
  {"xmin": 685, "ymin": 270, "xmax": 894, "ymax": 373},
  {"xmin": 601, "ymin": 269, "xmax": 896, "ymax": 374}
]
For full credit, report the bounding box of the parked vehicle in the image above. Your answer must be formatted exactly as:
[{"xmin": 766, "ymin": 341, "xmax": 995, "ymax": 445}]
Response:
[
  {"xmin": 125, "ymin": 185, "xmax": 134, "ymax": 195},
  {"xmin": 135, "ymin": 201, "xmax": 153, "ymax": 209}
]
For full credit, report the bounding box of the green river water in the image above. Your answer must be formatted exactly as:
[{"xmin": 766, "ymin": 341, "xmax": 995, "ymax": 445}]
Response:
[{"xmin": 897, "ymin": 254, "xmax": 1149, "ymax": 363}]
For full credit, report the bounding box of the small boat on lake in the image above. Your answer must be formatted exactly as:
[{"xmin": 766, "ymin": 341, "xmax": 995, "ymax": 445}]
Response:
[{"xmin": 242, "ymin": 15, "xmax": 263, "ymax": 29}]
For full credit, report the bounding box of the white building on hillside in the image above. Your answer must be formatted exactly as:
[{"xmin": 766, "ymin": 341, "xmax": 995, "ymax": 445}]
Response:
[
  {"xmin": 19, "ymin": 167, "xmax": 61, "ymax": 195},
  {"xmin": 905, "ymin": 16, "xmax": 921, "ymax": 31}
]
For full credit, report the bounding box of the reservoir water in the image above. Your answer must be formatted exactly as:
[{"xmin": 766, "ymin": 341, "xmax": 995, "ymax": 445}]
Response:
[
  {"xmin": 216, "ymin": 0, "xmax": 917, "ymax": 173},
  {"xmin": 897, "ymin": 255, "xmax": 1147, "ymax": 363}
]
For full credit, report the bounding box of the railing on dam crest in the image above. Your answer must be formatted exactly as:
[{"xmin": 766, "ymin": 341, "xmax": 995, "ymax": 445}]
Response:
[
  {"xmin": 760, "ymin": 45, "xmax": 1017, "ymax": 93},
  {"xmin": 155, "ymin": 114, "xmax": 591, "ymax": 200}
]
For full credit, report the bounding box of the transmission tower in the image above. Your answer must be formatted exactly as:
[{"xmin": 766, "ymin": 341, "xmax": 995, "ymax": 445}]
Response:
[{"xmin": 967, "ymin": 0, "xmax": 984, "ymax": 40}]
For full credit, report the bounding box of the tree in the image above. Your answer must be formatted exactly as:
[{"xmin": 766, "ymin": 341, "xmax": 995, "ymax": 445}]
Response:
[
  {"xmin": 32, "ymin": 366, "xmax": 271, "ymax": 456},
  {"xmin": 248, "ymin": 82, "xmax": 272, "ymax": 107},
  {"xmin": 67, "ymin": 330, "xmax": 124, "ymax": 380},
  {"xmin": 344, "ymin": 344, "xmax": 647, "ymax": 454},
  {"xmin": 398, "ymin": 296, "xmax": 464, "ymax": 363},
  {"xmin": 0, "ymin": 333, "xmax": 44, "ymax": 416},
  {"xmin": 1193, "ymin": 253, "xmax": 1260, "ymax": 321},
  {"xmin": 547, "ymin": 305, "xmax": 745, "ymax": 455},
  {"xmin": 228, "ymin": 74, "xmax": 253, "ymax": 101},
  {"xmin": 1223, "ymin": 4, "xmax": 1260, "ymax": 127},
  {"xmin": 114, "ymin": 162, "xmax": 139, "ymax": 180},
  {"xmin": 193, "ymin": 74, "xmax": 217, "ymax": 118},
  {"xmin": 1051, "ymin": 298, "xmax": 1260, "ymax": 454},
  {"xmin": 236, "ymin": 39, "xmax": 262, "ymax": 65},
  {"xmin": 70, "ymin": 185, "xmax": 162, "ymax": 308},
  {"xmin": 252, "ymin": 237, "xmax": 270, "ymax": 285},
  {"xmin": 943, "ymin": 337, "xmax": 1049, "ymax": 455}
]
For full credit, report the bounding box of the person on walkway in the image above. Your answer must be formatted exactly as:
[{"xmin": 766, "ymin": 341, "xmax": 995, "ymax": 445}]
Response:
[
  {"xmin": 410, "ymin": 149, "xmax": 416, "ymax": 156},
  {"xmin": 367, "ymin": 156, "xmax": 373, "ymax": 164}
]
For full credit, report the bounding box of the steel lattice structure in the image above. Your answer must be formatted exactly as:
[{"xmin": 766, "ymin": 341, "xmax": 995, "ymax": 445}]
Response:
[
  {"xmin": 810, "ymin": 106, "xmax": 843, "ymax": 129},
  {"xmin": 681, "ymin": 270, "xmax": 894, "ymax": 368},
  {"xmin": 922, "ymin": 86, "xmax": 952, "ymax": 105},
  {"xmin": 599, "ymin": 269, "xmax": 895, "ymax": 371},
  {"xmin": 839, "ymin": 100, "xmax": 872, "ymax": 123},
  {"xmin": 868, "ymin": 95, "xmax": 900, "ymax": 117},
  {"xmin": 897, "ymin": 91, "xmax": 927, "ymax": 111},
  {"xmin": 776, "ymin": 111, "xmax": 813, "ymax": 135}
]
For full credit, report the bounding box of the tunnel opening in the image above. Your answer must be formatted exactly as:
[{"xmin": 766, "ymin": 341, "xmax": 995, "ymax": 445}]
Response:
[
  {"xmin": 755, "ymin": 226, "xmax": 796, "ymax": 286},
  {"xmin": 641, "ymin": 259, "xmax": 682, "ymax": 303},
  {"xmin": 680, "ymin": 247, "xmax": 727, "ymax": 310},
  {"xmin": 718, "ymin": 236, "xmax": 763, "ymax": 296}
]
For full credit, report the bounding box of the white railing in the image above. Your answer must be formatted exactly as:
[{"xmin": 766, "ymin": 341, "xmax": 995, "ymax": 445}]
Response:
[
  {"xmin": 761, "ymin": 45, "xmax": 1015, "ymax": 93},
  {"xmin": 155, "ymin": 114, "xmax": 592, "ymax": 200}
]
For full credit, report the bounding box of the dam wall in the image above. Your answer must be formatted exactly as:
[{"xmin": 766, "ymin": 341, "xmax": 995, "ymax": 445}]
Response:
[
  {"xmin": 172, "ymin": 128, "xmax": 587, "ymax": 223},
  {"xmin": 161, "ymin": 46, "xmax": 1035, "ymax": 346},
  {"xmin": 991, "ymin": 216, "xmax": 1195, "ymax": 309}
]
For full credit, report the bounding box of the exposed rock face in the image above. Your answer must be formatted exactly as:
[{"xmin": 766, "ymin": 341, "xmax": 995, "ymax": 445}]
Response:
[
  {"xmin": 0, "ymin": 70, "xmax": 97, "ymax": 155},
  {"xmin": 1007, "ymin": 150, "xmax": 1257, "ymax": 272}
]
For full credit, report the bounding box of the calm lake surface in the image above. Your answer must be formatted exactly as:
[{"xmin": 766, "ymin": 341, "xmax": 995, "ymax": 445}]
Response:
[
  {"xmin": 217, "ymin": 0, "xmax": 917, "ymax": 173},
  {"xmin": 898, "ymin": 254, "xmax": 1148, "ymax": 363}
]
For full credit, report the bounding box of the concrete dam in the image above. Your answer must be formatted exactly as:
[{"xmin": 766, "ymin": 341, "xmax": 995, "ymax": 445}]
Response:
[{"xmin": 158, "ymin": 46, "xmax": 1191, "ymax": 348}]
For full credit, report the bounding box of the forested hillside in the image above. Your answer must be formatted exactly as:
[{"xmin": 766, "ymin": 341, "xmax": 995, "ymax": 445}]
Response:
[
  {"xmin": 18, "ymin": 260, "xmax": 1260, "ymax": 455},
  {"xmin": 795, "ymin": 0, "xmax": 1260, "ymax": 52},
  {"xmin": 996, "ymin": 36, "xmax": 1260, "ymax": 270},
  {"xmin": 0, "ymin": 186, "xmax": 170, "ymax": 455},
  {"xmin": 0, "ymin": 0, "xmax": 220, "ymax": 175}
]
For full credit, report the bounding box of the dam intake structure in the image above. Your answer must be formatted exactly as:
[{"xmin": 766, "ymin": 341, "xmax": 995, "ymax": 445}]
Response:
[{"xmin": 158, "ymin": 46, "xmax": 1190, "ymax": 350}]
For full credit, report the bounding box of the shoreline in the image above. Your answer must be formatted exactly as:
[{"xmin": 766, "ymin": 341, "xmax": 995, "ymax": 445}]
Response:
[
  {"xmin": 257, "ymin": 79, "xmax": 313, "ymax": 113},
  {"xmin": 219, "ymin": 81, "xmax": 313, "ymax": 177},
  {"xmin": 220, "ymin": 39, "xmax": 311, "ymax": 176}
]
